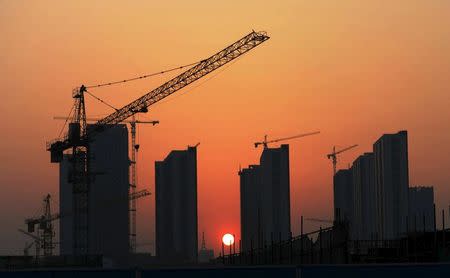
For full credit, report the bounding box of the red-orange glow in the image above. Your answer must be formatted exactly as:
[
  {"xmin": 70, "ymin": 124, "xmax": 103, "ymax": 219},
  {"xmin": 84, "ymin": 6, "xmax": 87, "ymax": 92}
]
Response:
[{"xmin": 1, "ymin": 1, "xmax": 450, "ymax": 256}]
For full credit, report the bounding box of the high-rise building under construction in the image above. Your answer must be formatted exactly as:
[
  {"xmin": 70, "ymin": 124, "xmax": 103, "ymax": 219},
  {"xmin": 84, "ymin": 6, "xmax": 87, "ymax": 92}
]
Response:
[
  {"xmin": 333, "ymin": 169, "xmax": 353, "ymax": 223},
  {"xmin": 155, "ymin": 146, "xmax": 198, "ymax": 264},
  {"xmin": 352, "ymin": 152, "xmax": 377, "ymax": 240},
  {"xmin": 240, "ymin": 145, "xmax": 291, "ymax": 251},
  {"xmin": 260, "ymin": 144, "xmax": 291, "ymax": 242},
  {"xmin": 374, "ymin": 130, "xmax": 409, "ymax": 240},
  {"xmin": 59, "ymin": 124, "xmax": 129, "ymax": 259},
  {"xmin": 239, "ymin": 165, "xmax": 262, "ymax": 251}
]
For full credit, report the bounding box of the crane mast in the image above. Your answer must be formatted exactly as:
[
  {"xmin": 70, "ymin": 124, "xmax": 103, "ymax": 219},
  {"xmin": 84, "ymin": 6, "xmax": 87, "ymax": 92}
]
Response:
[
  {"xmin": 47, "ymin": 30, "xmax": 270, "ymax": 255},
  {"xmin": 129, "ymin": 117, "xmax": 158, "ymax": 253},
  {"xmin": 42, "ymin": 194, "xmax": 54, "ymax": 257},
  {"xmin": 129, "ymin": 116, "xmax": 137, "ymax": 254},
  {"xmin": 326, "ymin": 144, "xmax": 358, "ymax": 176}
]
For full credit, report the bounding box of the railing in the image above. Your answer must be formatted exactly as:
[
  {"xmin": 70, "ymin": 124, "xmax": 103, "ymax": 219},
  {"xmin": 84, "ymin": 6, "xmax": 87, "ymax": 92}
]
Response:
[
  {"xmin": 218, "ymin": 224, "xmax": 349, "ymax": 265},
  {"xmin": 218, "ymin": 225, "xmax": 450, "ymax": 265}
]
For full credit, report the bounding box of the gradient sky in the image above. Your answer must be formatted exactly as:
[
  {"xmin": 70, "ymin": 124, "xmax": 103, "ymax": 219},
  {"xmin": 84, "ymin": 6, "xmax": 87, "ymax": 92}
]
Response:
[{"xmin": 1, "ymin": 0, "xmax": 450, "ymax": 255}]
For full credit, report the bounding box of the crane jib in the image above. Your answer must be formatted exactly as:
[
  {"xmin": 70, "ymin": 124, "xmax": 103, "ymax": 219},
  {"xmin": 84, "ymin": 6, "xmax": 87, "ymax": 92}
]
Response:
[
  {"xmin": 48, "ymin": 31, "xmax": 269, "ymax": 157},
  {"xmin": 94, "ymin": 31, "xmax": 269, "ymax": 128}
]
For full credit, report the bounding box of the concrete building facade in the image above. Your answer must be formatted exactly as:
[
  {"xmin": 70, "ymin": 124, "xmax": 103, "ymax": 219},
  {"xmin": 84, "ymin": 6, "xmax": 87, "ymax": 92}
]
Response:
[
  {"xmin": 239, "ymin": 144, "xmax": 291, "ymax": 251},
  {"xmin": 155, "ymin": 146, "xmax": 198, "ymax": 264},
  {"xmin": 239, "ymin": 165, "xmax": 262, "ymax": 251},
  {"xmin": 374, "ymin": 130, "xmax": 409, "ymax": 240},
  {"xmin": 259, "ymin": 144, "xmax": 291, "ymax": 243},
  {"xmin": 334, "ymin": 169, "xmax": 353, "ymax": 224},
  {"xmin": 352, "ymin": 153, "xmax": 377, "ymax": 240},
  {"xmin": 59, "ymin": 154, "xmax": 73, "ymax": 255},
  {"xmin": 88, "ymin": 124, "xmax": 130, "ymax": 258},
  {"xmin": 409, "ymin": 186, "xmax": 434, "ymax": 232},
  {"xmin": 59, "ymin": 124, "xmax": 130, "ymax": 259}
]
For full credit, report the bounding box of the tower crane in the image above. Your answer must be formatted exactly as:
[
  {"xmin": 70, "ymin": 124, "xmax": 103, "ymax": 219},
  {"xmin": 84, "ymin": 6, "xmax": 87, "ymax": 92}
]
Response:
[
  {"xmin": 129, "ymin": 116, "xmax": 158, "ymax": 253},
  {"xmin": 47, "ymin": 30, "xmax": 269, "ymax": 255},
  {"xmin": 24, "ymin": 194, "xmax": 56, "ymax": 257},
  {"xmin": 254, "ymin": 131, "xmax": 320, "ymax": 149},
  {"xmin": 54, "ymin": 115, "xmax": 158, "ymax": 253},
  {"xmin": 326, "ymin": 144, "xmax": 358, "ymax": 176},
  {"xmin": 24, "ymin": 189, "xmax": 151, "ymax": 256}
]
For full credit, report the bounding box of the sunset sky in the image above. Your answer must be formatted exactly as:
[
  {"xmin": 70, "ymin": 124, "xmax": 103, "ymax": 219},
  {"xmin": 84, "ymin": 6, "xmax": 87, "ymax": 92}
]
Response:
[{"xmin": 1, "ymin": 0, "xmax": 449, "ymax": 255}]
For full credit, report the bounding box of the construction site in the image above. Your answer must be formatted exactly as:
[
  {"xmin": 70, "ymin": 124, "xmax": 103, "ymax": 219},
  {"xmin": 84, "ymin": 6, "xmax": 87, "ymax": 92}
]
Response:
[
  {"xmin": 3, "ymin": 30, "xmax": 271, "ymax": 269},
  {"xmin": 1, "ymin": 30, "xmax": 449, "ymax": 275},
  {"xmin": 2, "ymin": 1, "xmax": 450, "ymax": 276}
]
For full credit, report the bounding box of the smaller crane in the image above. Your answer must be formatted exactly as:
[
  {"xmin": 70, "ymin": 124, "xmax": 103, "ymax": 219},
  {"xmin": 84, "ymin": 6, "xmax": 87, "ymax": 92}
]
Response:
[
  {"xmin": 254, "ymin": 131, "xmax": 320, "ymax": 149},
  {"xmin": 24, "ymin": 194, "xmax": 57, "ymax": 257},
  {"xmin": 24, "ymin": 189, "xmax": 151, "ymax": 256},
  {"xmin": 326, "ymin": 144, "xmax": 358, "ymax": 176},
  {"xmin": 128, "ymin": 116, "xmax": 158, "ymax": 253}
]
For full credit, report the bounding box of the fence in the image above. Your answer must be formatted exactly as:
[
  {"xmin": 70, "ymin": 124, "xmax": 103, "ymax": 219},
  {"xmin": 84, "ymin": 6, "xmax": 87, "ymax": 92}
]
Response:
[{"xmin": 219, "ymin": 224, "xmax": 450, "ymax": 265}]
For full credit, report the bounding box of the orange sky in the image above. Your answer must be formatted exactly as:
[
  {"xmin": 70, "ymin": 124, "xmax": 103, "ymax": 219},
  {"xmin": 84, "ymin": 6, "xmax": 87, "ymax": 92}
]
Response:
[{"xmin": 1, "ymin": 1, "xmax": 450, "ymax": 255}]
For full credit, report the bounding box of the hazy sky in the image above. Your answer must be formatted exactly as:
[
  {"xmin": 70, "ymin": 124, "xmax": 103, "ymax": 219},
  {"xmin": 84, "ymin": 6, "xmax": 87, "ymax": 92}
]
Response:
[{"xmin": 1, "ymin": 0, "xmax": 449, "ymax": 255}]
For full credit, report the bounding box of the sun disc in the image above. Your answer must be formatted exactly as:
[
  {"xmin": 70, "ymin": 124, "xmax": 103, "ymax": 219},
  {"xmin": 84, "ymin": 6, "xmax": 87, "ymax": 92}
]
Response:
[{"xmin": 222, "ymin": 233, "xmax": 234, "ymax": 246}]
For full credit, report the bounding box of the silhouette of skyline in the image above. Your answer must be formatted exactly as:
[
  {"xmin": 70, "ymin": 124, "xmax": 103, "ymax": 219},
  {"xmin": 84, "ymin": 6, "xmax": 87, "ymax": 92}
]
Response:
[
  {"xmin": 59, "ymin": 124, "xmax": 129, "ymax": 258},
  {"xmin": 1, "ymin": 1, "xmax": 450, "ymax": 274}
]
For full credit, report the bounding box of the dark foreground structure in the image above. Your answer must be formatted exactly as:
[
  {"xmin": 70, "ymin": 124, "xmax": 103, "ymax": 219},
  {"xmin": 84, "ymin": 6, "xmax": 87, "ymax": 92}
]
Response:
[
  {"xmin": 220, "ymin": 222, "xmax": 450, "ymax": 265},
  {"xmin": 1, "ymin": 264, "xmax": 450, "ymax": 278},
  {"xmin": 155, "ymin": 146, "xmax": 198, "ymax": 264},
  {"xmin": 60, "ymin": 124, "xmax": 130, "ymax": 263},
  {"xmin": 240, "ymin": 145, "xmax": 291, "ymax": 253}
]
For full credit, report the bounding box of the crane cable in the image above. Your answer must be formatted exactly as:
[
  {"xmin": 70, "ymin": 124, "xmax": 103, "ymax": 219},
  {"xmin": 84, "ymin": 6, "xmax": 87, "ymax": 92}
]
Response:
[
  {"xmin": 85, "ymin": 89, "xmax": 118, "ymax": 111},
  {"xmin": 84, "ymin": 55, "xmax": 240, "ymax": 119},
  {"xmin": 85, "ymin": 61, "xmax": 200, "ymax": 89},
  {"xmin": 147, "ymin": 55, "xmax": 241, "ymax": 108},
  {"xmin": 82, "ymin": 61, "xmax": 202, "ymax": 113},
  {"xmin": 57, "ymin": 104, "xmax": 74, "ymax": 138}
]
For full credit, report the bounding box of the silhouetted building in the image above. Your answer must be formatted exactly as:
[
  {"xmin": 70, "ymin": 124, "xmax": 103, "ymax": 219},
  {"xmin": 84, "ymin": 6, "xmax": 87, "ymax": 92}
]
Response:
[
  {"xmin": 88, "ymin": 124, "xmax": 129, "ymax": 258},
  {"xmin": 59, "ymin": 124, "xmax": 130, "ymax": 260},
  {"xmin": 239, "ymin": 145, "xmax": 291, "ymax": 249},
  {"xmin": 240, "ymin": 165, "xmax": 262, "ymax": 251},
  {"xmin": 259, "ymin": 144, "xmax": 291, "ymax": 243},
  {"xmin": 352, "ymin": 152, "xmax": 377, "ymax": 240},
  {"xmin": 409, "ymin": 186, "xmax": 434, "ymax": 232},
  {"xmin": 334, "ymin": 169, "xmax": 353, "ymax": 224},
  {"xmin": 374, "ymin": 130, "xmax": 409, "ymax": 240},
  {"xmin": 155, "ymin": 146, "xmax": 198, "ymax": 264}
]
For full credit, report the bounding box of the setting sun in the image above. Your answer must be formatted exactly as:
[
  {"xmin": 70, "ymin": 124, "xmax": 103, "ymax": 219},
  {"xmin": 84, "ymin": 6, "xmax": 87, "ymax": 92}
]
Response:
[{"xmin": 222, "ymin": 233, "xmax": 235, "ymax": 246}]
